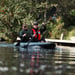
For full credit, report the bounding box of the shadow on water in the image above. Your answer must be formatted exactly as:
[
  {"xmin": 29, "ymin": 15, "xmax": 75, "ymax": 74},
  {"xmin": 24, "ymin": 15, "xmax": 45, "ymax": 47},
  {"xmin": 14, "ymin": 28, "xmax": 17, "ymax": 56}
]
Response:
[{"xmin": 0, "ymin": 44, "xmax": 75, "ymax": 75}]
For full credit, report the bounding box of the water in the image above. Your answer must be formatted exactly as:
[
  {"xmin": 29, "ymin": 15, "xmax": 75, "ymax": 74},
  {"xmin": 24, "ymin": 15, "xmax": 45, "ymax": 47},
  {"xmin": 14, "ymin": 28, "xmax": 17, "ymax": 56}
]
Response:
[{"xmin": 0, "ymin": 44, "xmax": 75, "ymax": 75}]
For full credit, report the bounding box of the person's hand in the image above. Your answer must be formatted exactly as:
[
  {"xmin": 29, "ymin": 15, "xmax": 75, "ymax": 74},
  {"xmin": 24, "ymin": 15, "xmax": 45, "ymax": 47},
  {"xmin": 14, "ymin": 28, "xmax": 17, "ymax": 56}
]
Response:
[
  {"xmin": 33, "ymin": 34, "xmax": 36, "ymax": 37},
  {"xmin": 42, "ymin": 22, "xmax": 46, "ymax": 26},
  {"xmin": 23, "ymin": 34, "xmax": 26, "ymax": 37}
]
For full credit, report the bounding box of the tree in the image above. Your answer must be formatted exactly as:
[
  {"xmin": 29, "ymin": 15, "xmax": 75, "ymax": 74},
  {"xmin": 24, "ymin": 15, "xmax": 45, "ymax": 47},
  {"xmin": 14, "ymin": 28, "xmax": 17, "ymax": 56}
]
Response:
[{"xmin": 0, "ymin": 0, "xmax": 75, "ymax": 41}]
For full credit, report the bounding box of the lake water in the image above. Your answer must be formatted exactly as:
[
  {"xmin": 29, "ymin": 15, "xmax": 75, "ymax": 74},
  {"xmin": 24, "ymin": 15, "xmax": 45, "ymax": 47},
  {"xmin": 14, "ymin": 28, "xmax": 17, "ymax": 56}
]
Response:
[{"xmin": 0, "ymin": 44, "xmax": 75, "ymax": 75}]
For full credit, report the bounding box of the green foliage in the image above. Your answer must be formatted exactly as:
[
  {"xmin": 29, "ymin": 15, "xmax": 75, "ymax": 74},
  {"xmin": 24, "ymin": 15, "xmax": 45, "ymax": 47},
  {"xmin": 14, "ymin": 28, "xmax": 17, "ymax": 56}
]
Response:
[
  {"xmin": 70, "ymin": 10, "xmax": 75, "ymax": 16},
  {"xmin": 0, "ymin": 0, "xmax": 75, "ymax": 42},
  {"xmin": 69, "ymin": 28, "xmax": 75, "ymax": 36},
  {"xmin": 46, "ymin": 16, "xmax": 65, "ymax": 39}
]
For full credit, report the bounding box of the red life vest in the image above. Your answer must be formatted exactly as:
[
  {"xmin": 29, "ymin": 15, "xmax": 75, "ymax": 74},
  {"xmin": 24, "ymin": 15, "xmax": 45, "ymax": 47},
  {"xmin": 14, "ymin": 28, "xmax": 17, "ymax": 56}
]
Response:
[{"xmin": 32, "ymin": 28, "xmax": 41, "ymax": 40}]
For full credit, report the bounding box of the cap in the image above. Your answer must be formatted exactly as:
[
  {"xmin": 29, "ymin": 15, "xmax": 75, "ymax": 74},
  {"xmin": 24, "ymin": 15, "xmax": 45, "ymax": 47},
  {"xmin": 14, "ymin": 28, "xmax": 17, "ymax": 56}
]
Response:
[
  {"xmin": 22, "ymin": 24, "xmax": 27, "ymax": 29},
  {"xmin": 24, "ymin": 25, "xmax": 27, "ymax": 28}
]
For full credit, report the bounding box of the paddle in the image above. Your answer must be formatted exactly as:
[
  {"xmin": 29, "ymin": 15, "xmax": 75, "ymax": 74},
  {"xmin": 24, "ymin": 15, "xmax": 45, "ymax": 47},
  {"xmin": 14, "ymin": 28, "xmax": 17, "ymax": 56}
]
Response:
[
  {"xmin": 26, "ymin": 37, "xmax": 33, "ymax": 46},
  {"xmin": 14, "ymin": 37, "xmax": 33, "ymax": 46},
  {"xmin": 14, "ymin": 37, "xmax": 21, "ymax": 46}
]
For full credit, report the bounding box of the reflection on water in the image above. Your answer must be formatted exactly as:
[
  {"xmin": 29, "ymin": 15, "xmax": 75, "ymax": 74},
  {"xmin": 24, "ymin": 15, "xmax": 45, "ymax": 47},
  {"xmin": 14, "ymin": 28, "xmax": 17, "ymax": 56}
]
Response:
[{"xmin": 0, "ymin": 45, "xmax": 75, "ymax": 75}]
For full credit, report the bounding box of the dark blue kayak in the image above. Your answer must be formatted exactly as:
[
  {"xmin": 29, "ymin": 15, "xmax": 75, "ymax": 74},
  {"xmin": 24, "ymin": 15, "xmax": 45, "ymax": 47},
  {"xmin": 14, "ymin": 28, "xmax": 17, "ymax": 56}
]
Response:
[
  {"xmin": 0, "ymin": 42, "xmax": 56, "ymax": 49},
  {"xmin": 14, "ymin": 42, "xmax": 56, "ymax": 49}
]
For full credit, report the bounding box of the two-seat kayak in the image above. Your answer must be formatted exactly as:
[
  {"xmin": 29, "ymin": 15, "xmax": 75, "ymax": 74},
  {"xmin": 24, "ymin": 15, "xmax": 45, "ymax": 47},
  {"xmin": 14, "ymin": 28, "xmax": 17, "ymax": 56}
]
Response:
[{"xmin": 14, "ymin": 42, "xmax": 56, "ymax": 49}]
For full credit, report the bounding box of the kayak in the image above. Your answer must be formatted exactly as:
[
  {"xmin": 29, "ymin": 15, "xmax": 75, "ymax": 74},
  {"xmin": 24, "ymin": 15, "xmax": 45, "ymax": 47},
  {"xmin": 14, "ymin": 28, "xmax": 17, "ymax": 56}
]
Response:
[{"xmin": 14, "ymin": 42, "xmax": 56, "ymax": 49}]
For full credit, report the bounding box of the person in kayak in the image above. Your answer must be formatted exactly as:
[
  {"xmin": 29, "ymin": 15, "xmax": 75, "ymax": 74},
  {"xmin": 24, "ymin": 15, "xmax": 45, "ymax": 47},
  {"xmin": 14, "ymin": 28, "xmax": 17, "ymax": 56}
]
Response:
[
  {"xmin": 19, "ymin": 23, "xmax": 30, "ymax": 42},
  {"xmin": 29, "ymin": 21, "xmax": 46, "ymax": 42}
]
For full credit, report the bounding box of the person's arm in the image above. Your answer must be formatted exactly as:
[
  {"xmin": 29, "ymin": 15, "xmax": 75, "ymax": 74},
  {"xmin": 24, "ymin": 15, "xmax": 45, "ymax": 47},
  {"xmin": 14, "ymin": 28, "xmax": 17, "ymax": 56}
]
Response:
[
  {"xmin": 28, "ymin": 29, "xmax": 33, "ymax": 38},
  {"xmin": 29, "ymin": 28, "xmax": 37, "ymax": 39},
  {"xmin": 40, "ymin": 24, "xmax": 46, "ymax": 33},
  {"xmin": 19, "ymin": 30, "xmax": 24, "ymax": 38}
]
